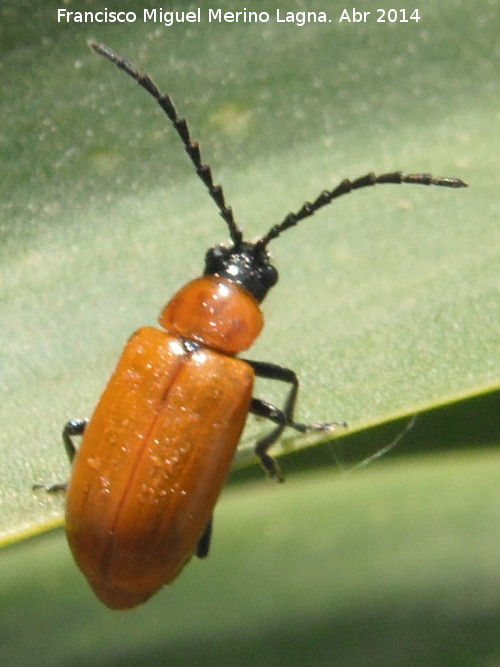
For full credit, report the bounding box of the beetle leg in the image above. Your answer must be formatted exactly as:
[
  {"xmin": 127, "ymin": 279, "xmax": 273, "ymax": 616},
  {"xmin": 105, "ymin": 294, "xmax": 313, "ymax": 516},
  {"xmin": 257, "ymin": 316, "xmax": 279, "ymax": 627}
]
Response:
[
  {"xmin": 33, "ymin": 418, "xmax": 89, "ymax": 493},
  {"xmin": 62, "ymin": 418, "xmax": 88, "ymax": 463},
  {"xmin": 249, "ymin": 398, "xmax": 286, "ymax": 481},
  {"xmin": 246, "ymin": 360, "xmax": 346, "ymax": 481},
  {"xmin": 196, "ymin": 516, "xmax": 213, "ymax": 559}
]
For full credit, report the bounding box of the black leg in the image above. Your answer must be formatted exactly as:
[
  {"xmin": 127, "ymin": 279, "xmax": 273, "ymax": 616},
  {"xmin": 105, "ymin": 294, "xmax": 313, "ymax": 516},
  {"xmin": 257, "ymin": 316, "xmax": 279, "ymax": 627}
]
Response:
[
  {"xmin": 32, "ymin": 481, "xmax": 68, "ymax": 493},
  {"xmin": 62, "ymin": 418, "xmax": 88, "ymax": 463},
  {"xmin": 245, "ymin": 360, "xmax": 346, "ymax": 481},
  {"xmin": 33, "ymin": 418, "xmax": 88, "ymax": 493},
  {"xmin": 196, "ymin": 517, "xmax": 213, "ymax": 559}
]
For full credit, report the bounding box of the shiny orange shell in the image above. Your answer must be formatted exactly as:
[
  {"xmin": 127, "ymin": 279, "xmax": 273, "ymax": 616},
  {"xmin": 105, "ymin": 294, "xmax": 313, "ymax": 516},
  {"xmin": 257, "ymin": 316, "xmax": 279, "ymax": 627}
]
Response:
[
  {"xmin": 159, "ymin": 275, "xmax": 263, "ymax": 354},
  {"xmin": 65, "ymin": 326, "xmax": 254, "ymax": 609}
]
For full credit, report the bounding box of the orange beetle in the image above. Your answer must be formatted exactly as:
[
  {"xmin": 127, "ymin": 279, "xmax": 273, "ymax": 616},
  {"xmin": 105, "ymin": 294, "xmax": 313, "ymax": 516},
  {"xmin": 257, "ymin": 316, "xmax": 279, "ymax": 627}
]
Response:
[{"xmin": 46, "ymin": 42, "xmax": 466, "ymax": 609}]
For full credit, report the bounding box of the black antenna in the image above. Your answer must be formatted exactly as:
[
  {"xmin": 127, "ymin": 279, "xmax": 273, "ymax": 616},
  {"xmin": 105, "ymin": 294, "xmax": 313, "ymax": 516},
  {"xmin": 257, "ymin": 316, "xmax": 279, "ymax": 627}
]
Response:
[
  {"xmin": 89, "ymin": 42, "xmax": 467, "ymax": 253},
  {"xmin": 256, "ymin": 171, "xmax": 467, "ymax": 250},
  {"xmin": 88, "ymin": 41, "xmax": 243, "ymax": 246}
]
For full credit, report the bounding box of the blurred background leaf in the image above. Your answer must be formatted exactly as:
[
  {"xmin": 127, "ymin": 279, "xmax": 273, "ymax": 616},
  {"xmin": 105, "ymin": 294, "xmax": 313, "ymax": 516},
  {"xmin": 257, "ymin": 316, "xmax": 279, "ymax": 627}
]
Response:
[{"xmin": 0, "ymin": 0, "xmax": 498, "ymax": 663}]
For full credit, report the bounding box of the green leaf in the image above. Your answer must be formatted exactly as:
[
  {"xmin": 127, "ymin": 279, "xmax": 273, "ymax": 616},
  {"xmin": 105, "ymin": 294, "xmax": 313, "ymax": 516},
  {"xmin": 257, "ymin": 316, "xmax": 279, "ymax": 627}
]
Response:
[
  {"xmin": 0, "ymin": 2, "xmax": 498, "ymax": 655},
  {"xmin": 2, "ymin": 444, "xmax": 500, "ymax": 665}
]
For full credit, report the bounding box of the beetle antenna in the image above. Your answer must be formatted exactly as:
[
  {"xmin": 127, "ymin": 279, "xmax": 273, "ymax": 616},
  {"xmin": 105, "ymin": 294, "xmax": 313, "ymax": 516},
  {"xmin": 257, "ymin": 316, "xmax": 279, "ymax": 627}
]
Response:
[
  {"xmin": 88, "ymin": 41, "xmax": 243, "ymax": 246},
  {"xmin": 256, "ymin": 171, "xmax": 468, "ymax": 249}
]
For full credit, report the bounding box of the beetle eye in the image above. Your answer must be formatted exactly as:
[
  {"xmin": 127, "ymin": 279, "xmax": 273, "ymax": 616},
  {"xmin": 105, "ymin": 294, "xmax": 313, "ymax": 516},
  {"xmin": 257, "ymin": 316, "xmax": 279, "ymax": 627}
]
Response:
[
  {"xmin": 204, "ymin": 248, "xmax": 215, "ymax": 272},
  {"xmin": 204, "ymin": 246, "xmax": 224, "ymax": 274},
  {"xmin": 263, "ymin": 263, "xmax": 278, "ymax": 288}
]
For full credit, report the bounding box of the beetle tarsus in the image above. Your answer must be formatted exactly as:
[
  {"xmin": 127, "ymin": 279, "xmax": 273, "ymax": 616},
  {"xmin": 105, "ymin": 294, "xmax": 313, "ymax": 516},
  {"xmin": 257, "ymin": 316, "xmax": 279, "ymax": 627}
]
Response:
[{"xmin": 32, "ymin": 482, "xmax": 68, "ymax": 493}]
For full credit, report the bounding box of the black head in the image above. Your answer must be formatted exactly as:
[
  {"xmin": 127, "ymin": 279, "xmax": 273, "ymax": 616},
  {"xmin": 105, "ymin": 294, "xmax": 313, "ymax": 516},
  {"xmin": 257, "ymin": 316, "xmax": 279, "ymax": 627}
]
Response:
[{"xmin": 204, "ymin": 241, "xmax": 278, "ymax": 303}]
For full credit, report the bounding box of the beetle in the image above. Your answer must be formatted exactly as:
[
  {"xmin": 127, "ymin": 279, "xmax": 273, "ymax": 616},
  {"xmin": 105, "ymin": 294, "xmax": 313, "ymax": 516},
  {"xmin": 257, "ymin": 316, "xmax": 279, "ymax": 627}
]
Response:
[{"xmin": 43, "ymin": 41, "xmax": 467, "ymax": 610}]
